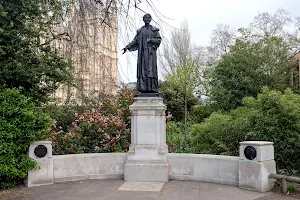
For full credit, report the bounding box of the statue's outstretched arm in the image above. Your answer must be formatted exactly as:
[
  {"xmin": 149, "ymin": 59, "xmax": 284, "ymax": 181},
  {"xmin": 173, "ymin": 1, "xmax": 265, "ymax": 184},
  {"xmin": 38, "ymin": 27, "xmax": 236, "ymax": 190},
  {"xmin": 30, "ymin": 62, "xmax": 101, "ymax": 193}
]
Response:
[{"xmin": 125, "ymin": 34, "xmax": 138, "ymax": 52}]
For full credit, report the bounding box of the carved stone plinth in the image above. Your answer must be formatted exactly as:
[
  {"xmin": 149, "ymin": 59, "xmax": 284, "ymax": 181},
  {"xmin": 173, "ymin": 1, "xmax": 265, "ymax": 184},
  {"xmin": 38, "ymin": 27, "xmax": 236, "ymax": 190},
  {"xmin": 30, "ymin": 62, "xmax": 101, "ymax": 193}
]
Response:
[{"xmin": 124, "ymin": 97, "xmax": 169, "ymax": 182}]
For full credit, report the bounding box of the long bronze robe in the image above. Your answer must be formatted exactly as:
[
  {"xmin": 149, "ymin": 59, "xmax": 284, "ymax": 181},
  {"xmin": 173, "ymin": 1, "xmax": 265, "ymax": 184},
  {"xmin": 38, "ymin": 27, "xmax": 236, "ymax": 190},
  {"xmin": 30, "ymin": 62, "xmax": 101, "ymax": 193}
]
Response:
[{"xmin": 126, "ymin": 25, "xmax": 161, "ymax": 93}]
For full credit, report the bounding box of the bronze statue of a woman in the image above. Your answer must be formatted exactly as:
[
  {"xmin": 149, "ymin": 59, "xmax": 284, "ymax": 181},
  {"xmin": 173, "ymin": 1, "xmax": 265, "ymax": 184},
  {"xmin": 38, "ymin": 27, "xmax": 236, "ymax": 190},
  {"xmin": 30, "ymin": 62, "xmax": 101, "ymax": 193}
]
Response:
[{"xmin": 122, "ymin": 14, "xmax": 161, "ymax": 93}]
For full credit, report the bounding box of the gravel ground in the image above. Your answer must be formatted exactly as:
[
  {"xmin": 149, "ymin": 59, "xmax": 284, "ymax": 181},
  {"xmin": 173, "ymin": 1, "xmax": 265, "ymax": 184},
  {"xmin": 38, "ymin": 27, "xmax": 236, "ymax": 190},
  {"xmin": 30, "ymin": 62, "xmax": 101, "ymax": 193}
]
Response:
[{"xmin": 0, "ymin": 187, "xmax": 30, "ymax": 200}]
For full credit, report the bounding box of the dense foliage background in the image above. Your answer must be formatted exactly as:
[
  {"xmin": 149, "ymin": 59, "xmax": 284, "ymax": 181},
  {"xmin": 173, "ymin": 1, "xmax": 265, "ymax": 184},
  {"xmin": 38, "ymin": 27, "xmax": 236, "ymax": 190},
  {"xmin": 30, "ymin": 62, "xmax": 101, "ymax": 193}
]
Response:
[
  {"xmin": 209, "ymin": 37, "xmax": 297, "ymax": 111},
  {"xmin": 0, "ymin": 0, "xmax": 73, "ymax": 104},
  {"xmin": 0, "ymin": 89, "xmax": 52, "ymax": 188},
  {"xmin": 191, "ymin": 87, "xmax": 300, "ymax": 171},
  {"xmin": 0, "ymin": 0, "xmax": 73, "ymax": 188}
]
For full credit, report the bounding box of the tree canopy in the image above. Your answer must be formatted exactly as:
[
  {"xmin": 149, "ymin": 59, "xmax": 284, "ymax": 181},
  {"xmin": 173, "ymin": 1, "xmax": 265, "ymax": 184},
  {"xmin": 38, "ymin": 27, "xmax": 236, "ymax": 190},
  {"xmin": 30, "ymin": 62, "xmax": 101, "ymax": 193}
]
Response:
[
  {"xmin": 0, "ymin": 0, "xmax": 73, "ymax": 104},
  {"xmin": 209, "ymin": 36, "xmax": 297, "ymax": 111}
]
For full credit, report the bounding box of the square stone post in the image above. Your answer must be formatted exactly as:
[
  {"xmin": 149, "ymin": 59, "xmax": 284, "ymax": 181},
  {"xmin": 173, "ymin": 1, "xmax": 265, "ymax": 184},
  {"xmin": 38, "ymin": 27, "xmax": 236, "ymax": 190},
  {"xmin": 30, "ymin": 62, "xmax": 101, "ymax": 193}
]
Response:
[
  {"xmin": 124, "ymin": 96, "xmax": 169, "ymax": 182},
  {"xmin": 239, "ymin": 141, "xmax": 276, "ymax": 192},
  {"xmin": 24, "ymin": 141, "xmax": 53, "ymax": 187}
]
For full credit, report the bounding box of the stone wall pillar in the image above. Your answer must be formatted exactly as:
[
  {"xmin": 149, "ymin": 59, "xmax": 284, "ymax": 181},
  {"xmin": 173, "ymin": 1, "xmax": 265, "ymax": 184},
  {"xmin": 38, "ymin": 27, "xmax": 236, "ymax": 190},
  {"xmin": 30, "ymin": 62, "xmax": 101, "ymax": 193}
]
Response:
[
  {"xmin": 124, "ymin": 96, "xmax": 169, "ymax": 182},
  {"xmin": 24, "ymin": 141, "xmax": 53, "ymax": 187},
  {"xmin": 239, "ymin": 141, "xmax": 276, "ymax": 192}
]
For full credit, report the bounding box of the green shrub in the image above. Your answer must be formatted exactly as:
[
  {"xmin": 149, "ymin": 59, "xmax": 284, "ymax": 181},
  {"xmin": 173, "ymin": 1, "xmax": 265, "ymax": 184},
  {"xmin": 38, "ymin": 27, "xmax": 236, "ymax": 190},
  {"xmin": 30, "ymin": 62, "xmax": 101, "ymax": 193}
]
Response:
[
  {"xmin": 288, "ymin": 183, "xmax": 297, "ymax": 192},
  {"xmin": 190, "ymin": 105, "xmax": 213, "ymax": 123},
  {"xmin": 159, "ymin": 80, "xmax": 198, "ymax": 122},
  {"xmin": 190, "ymin": 112, "xmax": 248, "ymax": 155},
  {"xmin": 291, "ymin": 169, "xmax": 299, "ymax": 177},
  {"xmin": 45, "ymin": 104, "xmax": 86, "ymax": 132},
  {"xmin": 191, "ymin": 87, "xmax": 300, "ymax": 170},
  {"xmin": 166, "ymin": 121, "xmax": 195, "ymax": 153},
  {"xmin": 166, "ymin": 121, "xmax": 184, "ymax": 150},
  {"xmin": 0, "ymin": 89, "xmax": 52, "ymax": 188}
]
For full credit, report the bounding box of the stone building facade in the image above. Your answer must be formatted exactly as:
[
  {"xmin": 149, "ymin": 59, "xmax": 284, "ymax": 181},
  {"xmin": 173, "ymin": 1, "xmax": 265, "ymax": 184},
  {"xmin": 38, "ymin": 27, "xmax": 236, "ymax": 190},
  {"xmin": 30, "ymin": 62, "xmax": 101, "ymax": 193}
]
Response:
[{"xmin": 52, "ymin": 1, "xmax": 118, "ymax": 103}]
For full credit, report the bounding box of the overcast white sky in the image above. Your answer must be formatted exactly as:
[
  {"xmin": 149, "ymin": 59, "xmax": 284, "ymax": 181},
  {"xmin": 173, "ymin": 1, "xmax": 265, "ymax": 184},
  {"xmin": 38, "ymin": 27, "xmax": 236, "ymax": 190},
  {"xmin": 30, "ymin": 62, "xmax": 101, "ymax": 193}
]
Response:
[{"xmin": 118, "ymin": 0, "xmax": 300, "ymax": 83}]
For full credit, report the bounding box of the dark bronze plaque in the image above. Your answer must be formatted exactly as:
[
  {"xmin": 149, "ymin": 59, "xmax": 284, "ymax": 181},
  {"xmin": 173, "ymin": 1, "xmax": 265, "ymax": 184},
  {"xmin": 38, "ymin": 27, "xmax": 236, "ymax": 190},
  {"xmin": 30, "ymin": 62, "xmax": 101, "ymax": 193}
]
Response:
[
  {"xmin": 34, "ymin": 145, "xmax": 47, "ymax": 158},
  {"xmin": 244, "ymin": 146, "xmax": 257, "ymax": 160}
]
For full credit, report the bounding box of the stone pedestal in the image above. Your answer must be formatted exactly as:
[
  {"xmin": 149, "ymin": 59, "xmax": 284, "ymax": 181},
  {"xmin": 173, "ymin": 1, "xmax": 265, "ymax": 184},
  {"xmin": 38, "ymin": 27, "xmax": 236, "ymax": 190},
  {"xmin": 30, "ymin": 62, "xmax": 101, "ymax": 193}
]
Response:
[
  {"xmin": 24, "ymin": 141, "xmax": 53, "ymax": 187},
  {"xmin": 239, "ymin": 141, "xmax": 276, "ymax": 193},
  {"xmin": 124, "ymin": 96, "xmax": 169, "ymax": 182}
]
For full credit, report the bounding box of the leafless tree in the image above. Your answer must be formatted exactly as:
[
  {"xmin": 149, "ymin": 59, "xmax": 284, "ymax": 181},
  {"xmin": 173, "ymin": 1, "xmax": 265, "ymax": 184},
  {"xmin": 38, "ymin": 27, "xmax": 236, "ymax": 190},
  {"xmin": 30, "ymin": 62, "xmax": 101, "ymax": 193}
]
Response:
[
  {"xmin": 237, "ymin": 9, "xmax": 300, "ymax": 53},
  {"xmin": 204, "ymin": 24, "xmax": 236, "ymax": 65},
  {"xmin": 210, "ymin": 24, "xmax": 235, "ymax": 55},
  {"xmin": 160, "ymin": 20, "xmax": 195, "ymax": 77},
  {"xmin": 51, "ymin": 0, "xmax": 173, "ymax": 104},
  {"xmin": 249, "ymin": 9, "xmax": 292, "ymax": 39},
  {"xmin": 202, "ymin": 9, "xmax": 296, "ymax": 66}
]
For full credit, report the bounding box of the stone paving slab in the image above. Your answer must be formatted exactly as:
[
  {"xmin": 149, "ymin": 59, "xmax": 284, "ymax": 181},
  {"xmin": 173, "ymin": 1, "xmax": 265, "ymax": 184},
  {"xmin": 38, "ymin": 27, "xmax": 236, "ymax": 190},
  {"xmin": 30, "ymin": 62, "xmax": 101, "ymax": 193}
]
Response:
[
  {"xmin": 118, "ymin": 181, "xmax": 164, "ymax": 191},
  {"xmin": 7, "ymin": 179, "xmax": 286, "ymax": 200}
]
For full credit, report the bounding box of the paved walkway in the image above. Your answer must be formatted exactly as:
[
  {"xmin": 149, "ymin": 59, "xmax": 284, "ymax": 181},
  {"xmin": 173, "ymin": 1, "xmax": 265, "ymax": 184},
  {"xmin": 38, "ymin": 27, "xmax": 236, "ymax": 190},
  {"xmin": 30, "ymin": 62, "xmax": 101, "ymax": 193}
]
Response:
[{"xmin": 2, "ymin": 179, "xmax": 296, "ymax": 200}]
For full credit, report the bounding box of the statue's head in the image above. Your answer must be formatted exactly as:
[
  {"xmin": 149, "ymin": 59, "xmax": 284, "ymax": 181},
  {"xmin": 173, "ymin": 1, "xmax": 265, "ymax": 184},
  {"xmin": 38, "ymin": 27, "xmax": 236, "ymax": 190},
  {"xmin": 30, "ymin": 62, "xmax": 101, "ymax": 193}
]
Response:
[{"xmin": 143, "ymin": 13, "xmax": 152, "ymax": 25}]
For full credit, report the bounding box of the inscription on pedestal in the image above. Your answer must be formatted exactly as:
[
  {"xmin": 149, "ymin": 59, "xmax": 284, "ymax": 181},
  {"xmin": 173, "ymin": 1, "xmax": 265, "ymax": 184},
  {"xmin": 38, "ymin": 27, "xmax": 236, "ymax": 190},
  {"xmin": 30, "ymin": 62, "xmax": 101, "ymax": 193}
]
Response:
[{"xmin": 137, "ymin": 116, "xmax": 156, "ymax": 144}]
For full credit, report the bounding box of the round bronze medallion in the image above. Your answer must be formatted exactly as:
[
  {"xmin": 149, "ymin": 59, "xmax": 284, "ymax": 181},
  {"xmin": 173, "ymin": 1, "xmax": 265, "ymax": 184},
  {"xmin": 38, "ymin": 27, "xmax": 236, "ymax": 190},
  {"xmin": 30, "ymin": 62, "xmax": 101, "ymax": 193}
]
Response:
[
  {"xmin": 244, "ymin": 146, "xmax": 257, "ymax": 160},
  {"xmin": 34, "ymin": 145, "xmax": 48, "ymax": 158}
]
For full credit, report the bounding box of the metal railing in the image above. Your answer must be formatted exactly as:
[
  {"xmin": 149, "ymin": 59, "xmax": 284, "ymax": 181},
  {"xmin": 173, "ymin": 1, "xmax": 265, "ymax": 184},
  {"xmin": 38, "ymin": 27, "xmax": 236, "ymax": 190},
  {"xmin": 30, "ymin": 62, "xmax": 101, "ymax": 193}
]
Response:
[{"xmin": 270, "ymin": 173, "xmax": 300, "ymax": 193}]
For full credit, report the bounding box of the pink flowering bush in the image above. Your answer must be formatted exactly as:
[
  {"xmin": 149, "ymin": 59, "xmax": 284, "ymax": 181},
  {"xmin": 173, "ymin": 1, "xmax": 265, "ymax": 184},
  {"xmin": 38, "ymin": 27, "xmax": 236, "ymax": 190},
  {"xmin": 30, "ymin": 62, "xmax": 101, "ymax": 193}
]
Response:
[
  {"xmin": 51, "ymin": 88, "xmax": 137, "ymax": 154},
  {"xmin": 99, "ymin": 88, "xmax": 136, "ymax": 124},
  {"xmin": 52, "ymin": 112, "xmax": 130, "ymax": 154}
]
